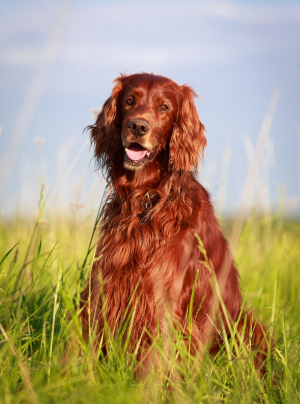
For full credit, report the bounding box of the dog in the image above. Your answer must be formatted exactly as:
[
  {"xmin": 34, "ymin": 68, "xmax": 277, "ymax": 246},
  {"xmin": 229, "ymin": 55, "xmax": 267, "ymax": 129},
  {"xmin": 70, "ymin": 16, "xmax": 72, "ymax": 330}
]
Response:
[{"xmin": 80, "ymin": 73, "xmax": 268, "ymax": 372}]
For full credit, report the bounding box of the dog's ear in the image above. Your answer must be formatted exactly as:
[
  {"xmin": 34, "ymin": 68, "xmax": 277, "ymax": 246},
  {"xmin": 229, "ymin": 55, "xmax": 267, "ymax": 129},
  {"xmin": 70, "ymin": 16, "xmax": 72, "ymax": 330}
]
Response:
[
  {"xmin": 88, "ymin": 76, "xmax": 125, "ymax": 178},
  {"xmin": 169, "ymin": 85, "xmax": 206, "ymax": 172}
]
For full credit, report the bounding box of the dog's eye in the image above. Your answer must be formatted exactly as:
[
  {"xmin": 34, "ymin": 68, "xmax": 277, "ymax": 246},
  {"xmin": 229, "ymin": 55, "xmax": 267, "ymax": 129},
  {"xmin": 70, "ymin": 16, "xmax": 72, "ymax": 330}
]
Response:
[
  {"xmin": 158, "ymin": 105, "xmax": 168, "ymax": 112},
  {"xmin": 125, "ymin": 98, "xmax": 134, "ymax": 106}
]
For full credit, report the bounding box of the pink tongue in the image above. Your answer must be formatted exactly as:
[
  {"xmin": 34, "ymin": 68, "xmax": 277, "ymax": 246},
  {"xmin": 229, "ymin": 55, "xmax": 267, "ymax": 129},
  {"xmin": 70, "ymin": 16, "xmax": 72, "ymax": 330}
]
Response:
[{"xmin": 126, "ymin": 149, "xmax": 147, "ymax": 161}]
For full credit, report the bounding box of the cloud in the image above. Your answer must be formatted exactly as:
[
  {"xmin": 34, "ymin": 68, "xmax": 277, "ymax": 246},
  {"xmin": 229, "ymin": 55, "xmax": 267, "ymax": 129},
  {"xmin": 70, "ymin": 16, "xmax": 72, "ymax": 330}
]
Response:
[
  {"xmin": 54, "ymin": 1, "xmax": 300, "ymax": 69},
  {"xmin": 72, "ymin": 1, "xmax": 300, "ymax": 24},
  {"xmin": 1, "ymin": 0, "xmax": 300, "ymax": 70},
  {"xmin": 58, "ymin": 42, "xmax": 236, "ymax": 69}
]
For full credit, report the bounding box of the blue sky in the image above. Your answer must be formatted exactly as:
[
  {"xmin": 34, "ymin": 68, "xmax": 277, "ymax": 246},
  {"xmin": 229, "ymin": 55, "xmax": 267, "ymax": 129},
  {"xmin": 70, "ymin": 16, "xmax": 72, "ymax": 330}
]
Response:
[{"xmin": 0, "ymin": 0, "xmax": 299, "ymax": 216}]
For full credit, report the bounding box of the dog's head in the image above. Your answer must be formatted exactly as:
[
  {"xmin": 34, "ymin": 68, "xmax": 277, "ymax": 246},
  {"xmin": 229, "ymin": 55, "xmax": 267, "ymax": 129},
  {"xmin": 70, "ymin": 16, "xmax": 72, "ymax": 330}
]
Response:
[{"xmin": 89, "ymin": 73, "xmax": 206, "ymax": 179}]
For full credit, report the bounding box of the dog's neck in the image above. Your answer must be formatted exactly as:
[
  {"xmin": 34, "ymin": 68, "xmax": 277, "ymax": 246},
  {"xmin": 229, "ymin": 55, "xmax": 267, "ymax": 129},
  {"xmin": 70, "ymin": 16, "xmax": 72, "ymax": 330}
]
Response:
[{"xmin": 114, "ymin": 160, "xmax": 164, "ymax": 192}]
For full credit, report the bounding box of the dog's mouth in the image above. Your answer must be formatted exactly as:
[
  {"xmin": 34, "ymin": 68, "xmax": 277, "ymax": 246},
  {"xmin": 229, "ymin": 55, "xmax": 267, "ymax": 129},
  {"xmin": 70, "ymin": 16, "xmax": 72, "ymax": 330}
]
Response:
[{"xmin": 124, "ymin": 143, "xmax": 158, "ymax": 170}]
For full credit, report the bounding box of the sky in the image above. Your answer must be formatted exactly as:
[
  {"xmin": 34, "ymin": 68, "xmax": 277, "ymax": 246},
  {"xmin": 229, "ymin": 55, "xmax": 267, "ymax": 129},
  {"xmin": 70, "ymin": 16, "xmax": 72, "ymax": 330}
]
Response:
[{"xmin": 0, "ymin": 0, "xmax": 299, "ymax": 217}]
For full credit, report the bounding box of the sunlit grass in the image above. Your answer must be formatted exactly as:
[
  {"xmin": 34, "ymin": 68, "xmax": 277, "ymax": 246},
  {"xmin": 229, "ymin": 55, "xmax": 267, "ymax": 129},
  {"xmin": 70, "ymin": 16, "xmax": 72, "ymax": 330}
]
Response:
[{"xmin": 0, "ymin": 199, "xmax": 299, "ymax": 403}]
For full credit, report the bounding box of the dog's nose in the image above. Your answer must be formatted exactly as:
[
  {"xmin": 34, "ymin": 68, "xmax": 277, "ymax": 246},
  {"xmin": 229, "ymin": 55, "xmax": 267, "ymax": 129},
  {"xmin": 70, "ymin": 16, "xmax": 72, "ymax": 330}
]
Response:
[{"xmin": 128, "ymin": 119, "xmax": 150, "ymax": 137}]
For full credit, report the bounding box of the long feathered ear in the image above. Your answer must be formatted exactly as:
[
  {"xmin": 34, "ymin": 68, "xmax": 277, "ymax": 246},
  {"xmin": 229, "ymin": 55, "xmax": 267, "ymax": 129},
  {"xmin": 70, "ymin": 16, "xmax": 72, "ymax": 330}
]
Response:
[
  {"xmin": 169, "ymin": 85, "xmax": 207, "ymax": 172},
  {"xmin": 88, "ymin": 76, "xmax": 125, "ymax": 180}
]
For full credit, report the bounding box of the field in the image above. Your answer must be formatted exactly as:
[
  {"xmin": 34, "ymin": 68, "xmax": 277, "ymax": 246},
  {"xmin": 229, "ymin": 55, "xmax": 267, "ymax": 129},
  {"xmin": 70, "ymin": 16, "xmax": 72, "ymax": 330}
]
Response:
[{"xmin": 0, "ymin": 200, "xmax": 300, "ymax": 403}]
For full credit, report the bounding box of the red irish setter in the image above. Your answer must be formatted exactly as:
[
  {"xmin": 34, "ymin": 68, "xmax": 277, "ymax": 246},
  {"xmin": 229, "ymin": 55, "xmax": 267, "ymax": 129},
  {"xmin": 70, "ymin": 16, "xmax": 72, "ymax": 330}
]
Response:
[{"xmin": 80, "ymin": 73, "xmax": 267, "ymax": 371}]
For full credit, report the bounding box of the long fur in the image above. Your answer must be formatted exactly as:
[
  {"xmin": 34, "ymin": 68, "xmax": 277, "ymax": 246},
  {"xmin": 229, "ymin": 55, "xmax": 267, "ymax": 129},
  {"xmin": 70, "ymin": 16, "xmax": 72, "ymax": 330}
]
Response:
[{"xmin": 80, "ymin": 73, "xmax": 267, "ymax": 369}]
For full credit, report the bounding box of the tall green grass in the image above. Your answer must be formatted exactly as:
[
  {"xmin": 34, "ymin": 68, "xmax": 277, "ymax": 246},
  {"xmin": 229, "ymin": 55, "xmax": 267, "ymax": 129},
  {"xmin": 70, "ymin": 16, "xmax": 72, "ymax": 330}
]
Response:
[{"xmin": 0, "ymin": 202, "xmax": 299, "ymax": 403}]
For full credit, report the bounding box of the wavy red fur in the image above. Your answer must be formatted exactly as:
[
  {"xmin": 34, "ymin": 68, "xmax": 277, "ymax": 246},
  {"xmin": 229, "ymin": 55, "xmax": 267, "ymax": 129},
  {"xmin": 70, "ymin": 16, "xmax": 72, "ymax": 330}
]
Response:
[{"xmin": 80, "ymin": 73, "xmax": 268, "ymax": 371}]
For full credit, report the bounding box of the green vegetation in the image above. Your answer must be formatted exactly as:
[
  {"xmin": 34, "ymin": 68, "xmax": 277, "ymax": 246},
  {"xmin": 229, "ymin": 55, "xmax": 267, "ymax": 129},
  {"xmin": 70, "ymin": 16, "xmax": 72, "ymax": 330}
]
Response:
[{"xmin": 0, "ymin": 201, "xmax": 299, "ymax": 403}]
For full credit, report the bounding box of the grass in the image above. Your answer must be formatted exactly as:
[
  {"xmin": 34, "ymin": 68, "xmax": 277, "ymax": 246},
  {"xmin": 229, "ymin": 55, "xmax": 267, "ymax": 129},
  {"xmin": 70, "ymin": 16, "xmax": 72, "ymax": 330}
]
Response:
[{"xmin": 0, "ymin": 198, "xmax": 300, "ymax": 403}]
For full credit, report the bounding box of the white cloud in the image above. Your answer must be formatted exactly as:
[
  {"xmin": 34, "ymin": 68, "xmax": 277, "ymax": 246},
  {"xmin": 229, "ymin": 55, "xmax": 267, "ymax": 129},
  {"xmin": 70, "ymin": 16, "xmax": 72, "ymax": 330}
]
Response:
[
  {"xmin": 52, "ymin": 0, "xmax": 300, "ymax": 70},
  {"xmin": 75, "ymin": 1, "xmax": 300, "ymax": 25},
  {"xmin": 1, "ymin": 0, "xmax": 299, "ymax": 70},
  {"xmin": 58, "ymin": 42, "xmax": 236, "ymax": 69}
]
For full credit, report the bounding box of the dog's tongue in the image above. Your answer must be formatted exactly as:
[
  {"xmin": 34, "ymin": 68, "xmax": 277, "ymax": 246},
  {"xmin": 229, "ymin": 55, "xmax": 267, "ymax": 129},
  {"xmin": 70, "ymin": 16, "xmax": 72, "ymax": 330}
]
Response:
[{"xmin": 126, "ymin": 148, "xmax": 148, "ymax": 161}]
